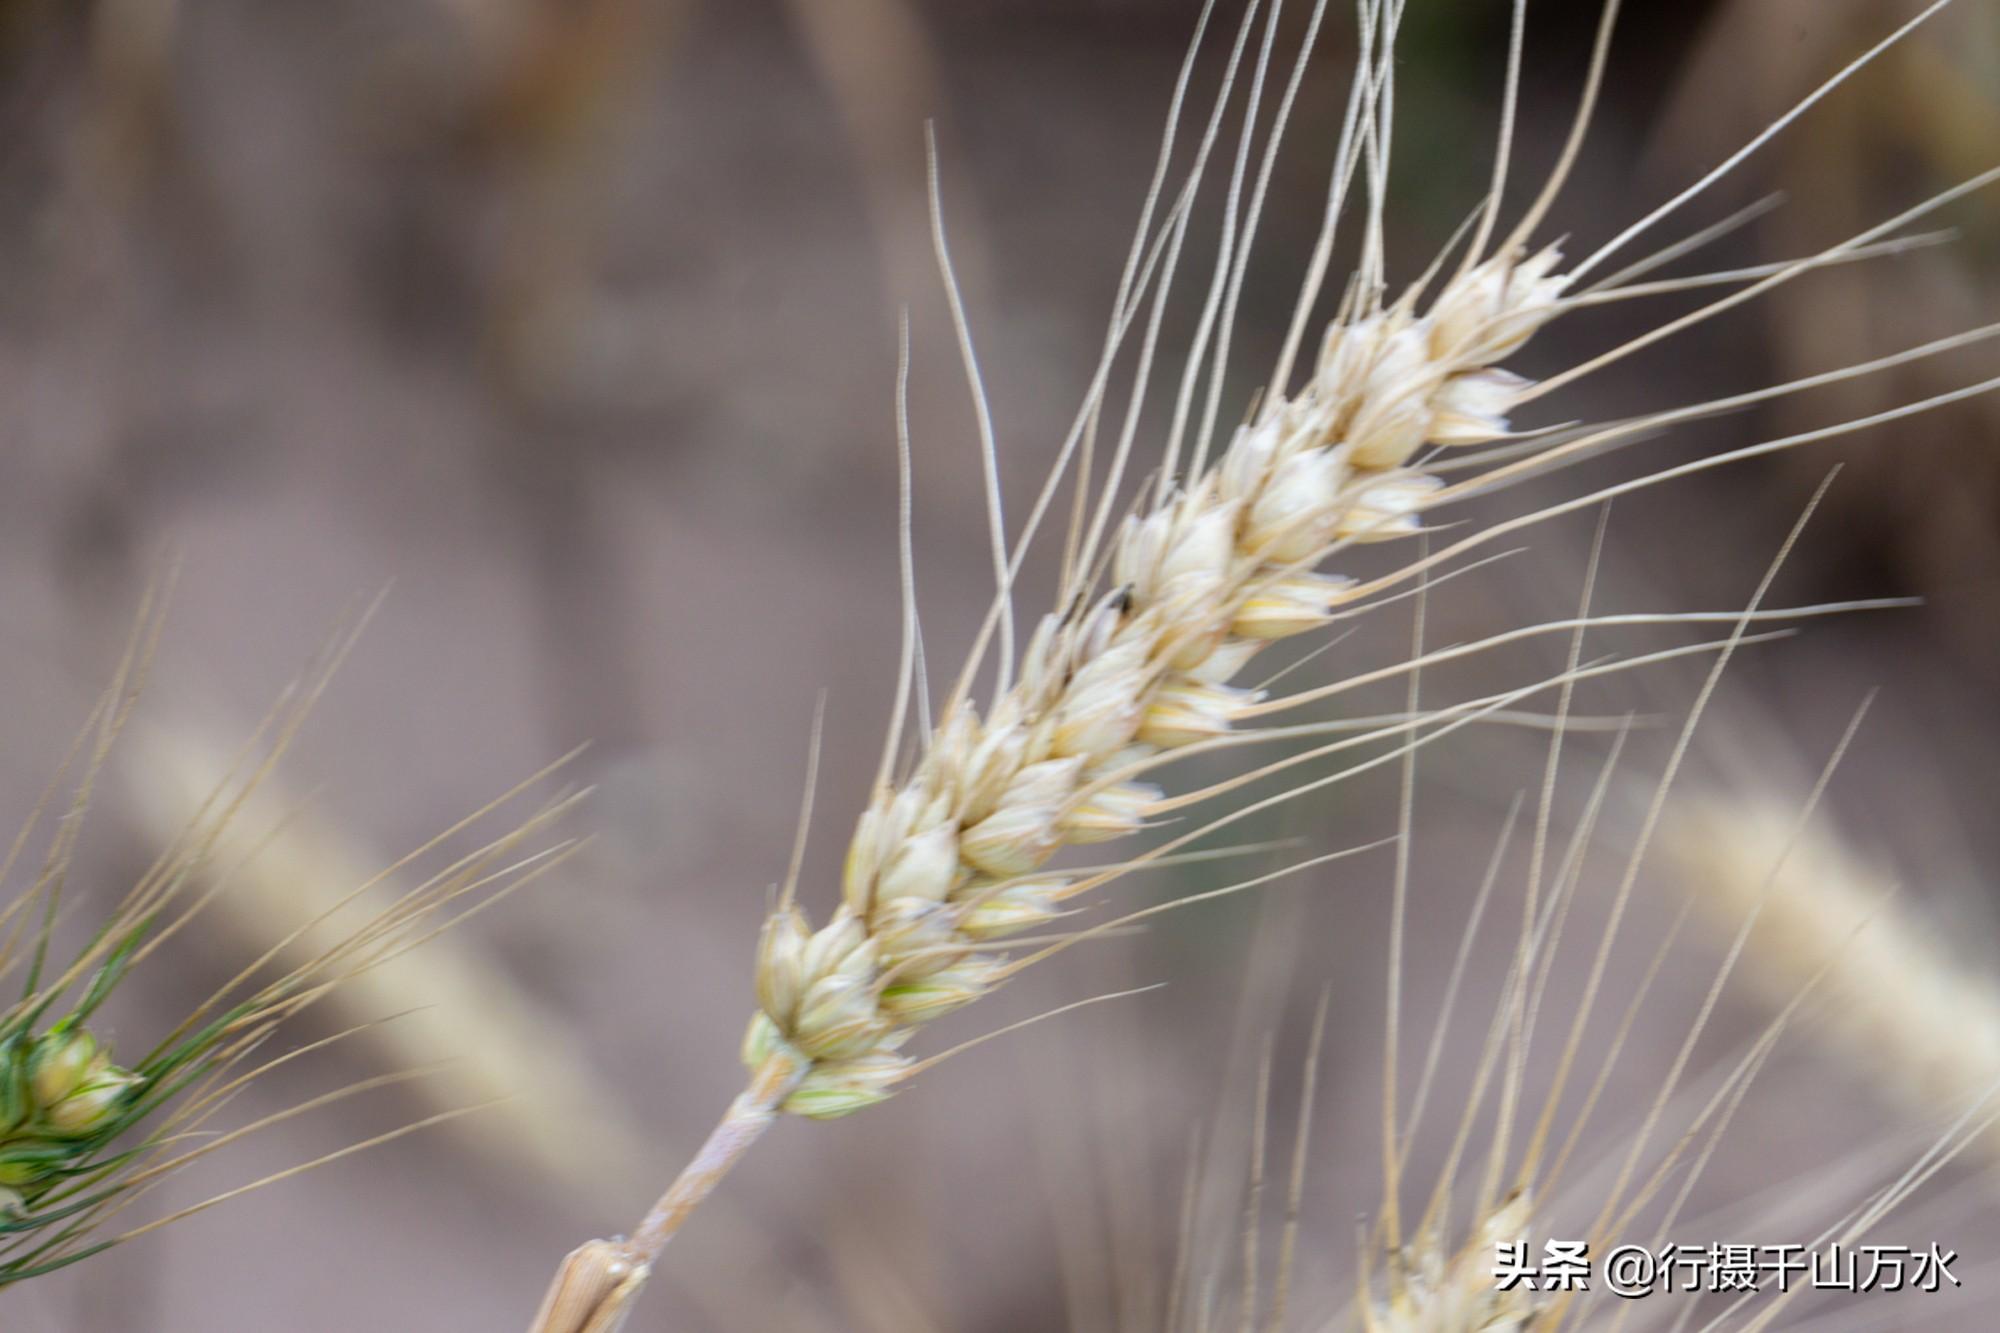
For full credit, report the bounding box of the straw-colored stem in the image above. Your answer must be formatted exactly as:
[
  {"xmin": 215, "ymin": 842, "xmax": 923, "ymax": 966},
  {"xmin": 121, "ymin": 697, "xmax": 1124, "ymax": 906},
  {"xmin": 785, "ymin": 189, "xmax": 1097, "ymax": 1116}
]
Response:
[
  {"xmin": 633, "ymin": 1054, "xmax": 804, "ymax": 1257},
  {"xmin": 527, "ymin": 1052, "xmax": 806, "ymax": 1333}
]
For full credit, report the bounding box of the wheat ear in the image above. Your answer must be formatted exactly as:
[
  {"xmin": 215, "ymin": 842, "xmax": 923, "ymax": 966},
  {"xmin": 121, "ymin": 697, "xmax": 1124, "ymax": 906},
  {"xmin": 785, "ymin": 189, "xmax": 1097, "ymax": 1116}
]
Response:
[
  {"xmin": 531, "ymin": 124, "xmax": 1579, "ymax": 1333},
  {"xmin": 0, "ymin": 583, "xmax": 583, "ymax": 1282},
  {"xmin": 527, "ymin": 0, "xmax": 2000, "ymax": 1322}
]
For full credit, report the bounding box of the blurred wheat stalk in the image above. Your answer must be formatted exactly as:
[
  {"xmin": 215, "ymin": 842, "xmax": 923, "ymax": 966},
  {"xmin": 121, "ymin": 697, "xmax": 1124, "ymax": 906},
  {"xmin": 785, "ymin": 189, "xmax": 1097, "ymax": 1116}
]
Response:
[
  {"xmin": 1666, "ymin": 787, "xmax": 2000, "ymax": 1164},
  {"xmin": 118, "ymin": 721, "xmax": 653, "ymax": 1209}
]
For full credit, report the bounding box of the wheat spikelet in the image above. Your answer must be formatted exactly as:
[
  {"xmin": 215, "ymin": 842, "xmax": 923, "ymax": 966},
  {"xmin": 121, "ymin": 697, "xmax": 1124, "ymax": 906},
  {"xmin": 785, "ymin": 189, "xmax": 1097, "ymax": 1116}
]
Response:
[{"xmin": 528, "ymin": 0, "xmax": 2000, "ymax": 1324}]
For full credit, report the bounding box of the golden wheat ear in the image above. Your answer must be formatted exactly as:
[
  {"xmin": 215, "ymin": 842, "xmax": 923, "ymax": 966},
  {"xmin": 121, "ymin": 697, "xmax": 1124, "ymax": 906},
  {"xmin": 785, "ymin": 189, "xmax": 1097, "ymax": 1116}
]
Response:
[
  {"xmin": 529, "ymin": 0, "xmax": 2000, "ymax": 1323},
  {"xmin": 0, "ymin": 584, "xmax": 581, "ymax": 1285}
]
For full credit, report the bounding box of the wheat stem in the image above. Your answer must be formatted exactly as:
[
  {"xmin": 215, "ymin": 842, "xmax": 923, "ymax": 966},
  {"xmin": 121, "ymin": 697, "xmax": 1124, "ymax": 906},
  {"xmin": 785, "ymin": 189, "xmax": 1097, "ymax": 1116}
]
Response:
[
  {"xmin": 629, "ymin": 1054, "xmax": 805, "ymax": 1261},
  {"xmin": 527, "ymin": 1052, "xmax": 806, "ymax": 1333}
]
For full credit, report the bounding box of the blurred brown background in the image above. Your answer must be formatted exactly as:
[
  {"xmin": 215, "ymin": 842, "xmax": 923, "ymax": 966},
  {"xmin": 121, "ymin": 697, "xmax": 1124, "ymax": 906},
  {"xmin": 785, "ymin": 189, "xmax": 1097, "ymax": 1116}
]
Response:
[{"xmin": 1, "ymin": 0, "xmax": 1997, "ymax": 1328}]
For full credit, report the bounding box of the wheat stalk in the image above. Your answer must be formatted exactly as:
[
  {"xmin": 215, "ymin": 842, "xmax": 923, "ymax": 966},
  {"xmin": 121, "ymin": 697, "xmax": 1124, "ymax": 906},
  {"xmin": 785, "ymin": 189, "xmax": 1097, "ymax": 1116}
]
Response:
[
  {"xmin": 1665, "ymin": 785, "xmax": 2000, "ymax": 1166},
  {"xmin": 527, "ymin": 0, "xmax": 2000, "ymax": 1325},
  {"xmin": 117, "ymin": 720, "xmax": 653, "ymax": 1210}
]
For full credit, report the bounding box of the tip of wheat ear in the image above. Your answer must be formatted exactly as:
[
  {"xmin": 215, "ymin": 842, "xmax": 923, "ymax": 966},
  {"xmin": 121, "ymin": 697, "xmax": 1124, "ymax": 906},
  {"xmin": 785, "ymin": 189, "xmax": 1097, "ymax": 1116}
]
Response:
[{"xmin": 747, "ymin": 244, "xmax": 1572, "ymax": 1118}]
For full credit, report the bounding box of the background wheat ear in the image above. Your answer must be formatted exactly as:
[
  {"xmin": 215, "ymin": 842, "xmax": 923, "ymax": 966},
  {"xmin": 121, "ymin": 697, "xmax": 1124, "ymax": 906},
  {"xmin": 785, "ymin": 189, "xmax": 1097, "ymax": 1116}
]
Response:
[
  {"xmin": 0, "ymin": 583, "xmax": 585, "ymax": 1290},
  {"xmin": 1127, "ymin": 674, "xmax": 1998, "ymax": 1332}
]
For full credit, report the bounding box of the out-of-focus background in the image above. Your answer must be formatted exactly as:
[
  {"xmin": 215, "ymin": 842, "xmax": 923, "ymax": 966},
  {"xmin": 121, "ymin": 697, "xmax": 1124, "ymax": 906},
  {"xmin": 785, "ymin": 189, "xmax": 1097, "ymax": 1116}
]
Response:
[{"xmin": 2, "ymin": 0, "xmax": 1997, "ymax": 1328}]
